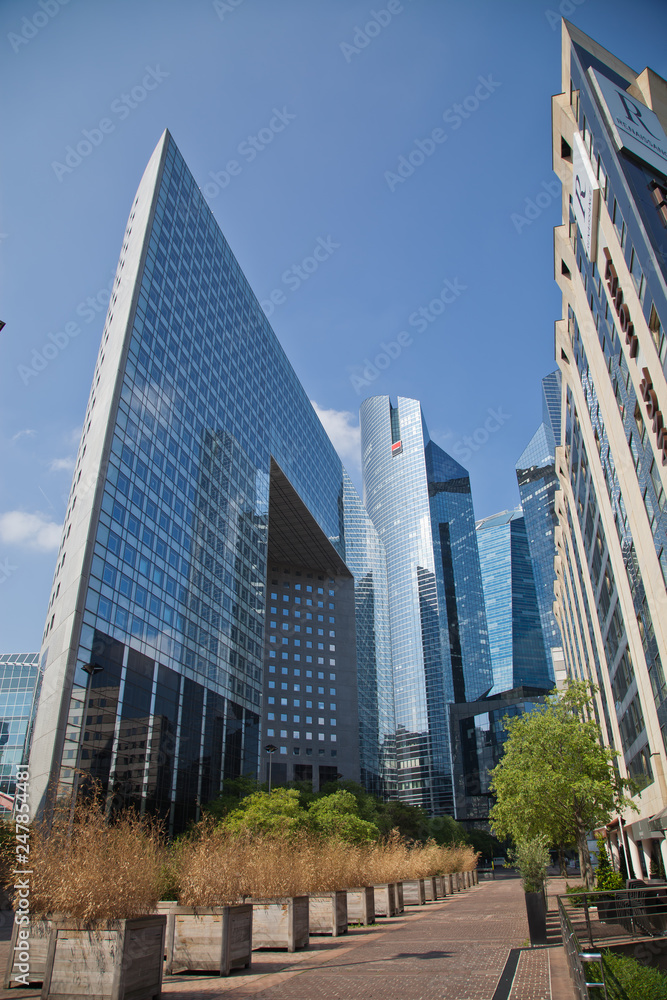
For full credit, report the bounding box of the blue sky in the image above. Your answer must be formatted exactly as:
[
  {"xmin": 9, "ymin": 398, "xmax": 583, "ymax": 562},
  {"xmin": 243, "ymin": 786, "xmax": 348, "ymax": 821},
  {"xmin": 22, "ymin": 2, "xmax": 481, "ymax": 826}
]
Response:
[{"xmin": 1, "ymin": 0, "xmax": 666, "ymax": 651}]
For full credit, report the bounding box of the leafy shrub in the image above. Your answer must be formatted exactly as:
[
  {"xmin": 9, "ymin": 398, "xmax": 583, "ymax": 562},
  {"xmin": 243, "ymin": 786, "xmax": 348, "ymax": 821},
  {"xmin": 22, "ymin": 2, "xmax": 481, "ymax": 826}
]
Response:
[
  {"xmin": 595, "ymin": 837, "xmax": 625, "ymax": 892},
  {"xmin": 509, "ymin": 837, "xmax": 550, "ymax": 893},
  {"xmin": 565, "ymin": 883, "xmax": 589, "ymax": 906},
  {"xmin": 591, "ymin": 950, "xmax": 667, "ymax": 999}
]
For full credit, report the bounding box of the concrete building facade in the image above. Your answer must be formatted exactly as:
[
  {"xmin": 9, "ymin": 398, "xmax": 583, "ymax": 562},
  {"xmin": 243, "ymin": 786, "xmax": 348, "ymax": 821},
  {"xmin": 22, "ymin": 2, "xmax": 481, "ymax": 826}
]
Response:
[{"xmin": 552, "ymin": 21, "xmax": 667, "ymax": 876}]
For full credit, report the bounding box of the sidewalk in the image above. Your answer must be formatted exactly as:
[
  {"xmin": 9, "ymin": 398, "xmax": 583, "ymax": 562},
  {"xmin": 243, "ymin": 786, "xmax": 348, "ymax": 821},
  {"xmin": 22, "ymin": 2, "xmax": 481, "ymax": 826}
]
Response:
[{"xmin": 0, "ymin": 875, "xmax": 575, "ymax": 999}]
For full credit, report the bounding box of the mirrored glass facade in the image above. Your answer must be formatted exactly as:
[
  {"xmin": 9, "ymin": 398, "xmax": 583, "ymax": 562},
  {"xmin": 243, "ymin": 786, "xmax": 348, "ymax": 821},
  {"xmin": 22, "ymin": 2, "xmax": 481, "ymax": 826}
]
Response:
[
  {"xmin": 360, "ymin": 395, "xmax": 492, "ymax": 815},
  {"xmin": 476, "ymin": 510, "xmax": 553, "ymax": 694},
  {"xmin": 516, "ymin": 372, "xmax": 563, "ymax": 658},
  {"xmin": 28, "ymin": 131, "xmax": 387, "ymax": 832},
  {"xmin": 0, "ymin": 653, "xmax": 41, "ymax": 803},
  {"xmin": 342, "ymin": 471, "xmax": 395, "ymax": 797}
]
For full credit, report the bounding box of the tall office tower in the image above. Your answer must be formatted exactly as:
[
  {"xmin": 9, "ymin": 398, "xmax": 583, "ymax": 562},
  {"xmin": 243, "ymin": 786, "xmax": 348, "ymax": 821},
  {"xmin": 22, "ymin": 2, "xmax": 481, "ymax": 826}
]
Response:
[
  {"xmin": 516, "ymin": 371, "xmax": 563, "ymax": 661},
  {"xmin": 476, "ymin": 509, "xmax": 554, "ymax": 694},
  {"xmin": 0, "ymin": 654, "xmax": 41, "ymax": 806},
  {"xmin": 27, "ymin": 131, "xmax": 383, "ymax": 832},
  {"xmin": 552, "ymin": 22, "xmax": 667, "ymax": 876},
  {"xmin": 342, "ymin": 471, "xmax": 395, "ymax": 798},
  {"xmin": 360, "ymin": 395, "xmax": 492, "ymax": 815}
]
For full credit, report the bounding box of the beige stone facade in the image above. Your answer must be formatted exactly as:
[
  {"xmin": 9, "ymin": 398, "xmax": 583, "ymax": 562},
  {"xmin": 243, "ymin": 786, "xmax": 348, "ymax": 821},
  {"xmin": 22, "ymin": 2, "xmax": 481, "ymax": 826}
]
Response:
[{"xmin": 552, "ymin": 22, "xmax": 667, "ymax": 875}]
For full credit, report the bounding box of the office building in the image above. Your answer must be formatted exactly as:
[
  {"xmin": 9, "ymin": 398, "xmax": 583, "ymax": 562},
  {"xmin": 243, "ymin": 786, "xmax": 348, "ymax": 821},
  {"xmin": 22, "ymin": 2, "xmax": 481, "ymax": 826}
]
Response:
[
  {"xmin": 552, "ymin": 22, "xmax": 667, "ymax": 876},
  {"xmin": 0, "ymin": 653, "xmax": 41, "ymax": 806},
  {"xmin": 27, "ymin": 131, "xmax": 386, "ymax": 831},
  {"xmin": 476, "ymin": 509, "xmax": 553, "ymax": 694},
  {"xmin": 516, "ymin": 371, "xmax": 563, "ymax": 662},
  {"xmin": 360, "ymin": 395, "xmax": 492, "ymax": 815},
  {"xmin": 342, "ymin": 471, "xmax": 396, "ymax": 798}
]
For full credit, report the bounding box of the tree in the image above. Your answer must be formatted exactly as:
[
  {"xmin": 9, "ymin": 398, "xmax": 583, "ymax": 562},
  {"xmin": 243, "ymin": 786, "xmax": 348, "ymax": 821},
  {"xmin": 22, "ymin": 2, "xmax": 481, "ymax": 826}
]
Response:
[
  {"xmin": 489, "ymin": 681, "xmax": 636, "ymax": 887},
  {"xmin": 202, "ymin": 774, "xmax": 260, "ymax": 820},
  {"xmin": 308, "ymin": 791, "xmax": 380, "ymax": 843},
  {"xmin": 426, "ymin": 814, "xmax": 469, "ymax": 846},
  {"xmin": 222, "ymin": 788, "xmax": 308, "ymax": 837}
]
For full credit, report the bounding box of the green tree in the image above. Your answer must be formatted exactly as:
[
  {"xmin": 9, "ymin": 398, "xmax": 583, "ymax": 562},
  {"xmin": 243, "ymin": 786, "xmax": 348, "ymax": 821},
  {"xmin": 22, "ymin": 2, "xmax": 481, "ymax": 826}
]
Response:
[
  {"xmin": 426, "ymin": 814, "xmax": 469, "ymax": 845},
  {"xmin": 221, "ymin": 787, "xmax": 308, "ymax": 837},
  {"xmin": 307, "ymin": 791, "xmax": 380, "ymax": 843},
  {"xmin": 202, "ymin": 775, "xmax": 260, "ymax": 820},
  {"xmin": 489, "ymin": 681, "xmax": 635, "ymax": 887}
]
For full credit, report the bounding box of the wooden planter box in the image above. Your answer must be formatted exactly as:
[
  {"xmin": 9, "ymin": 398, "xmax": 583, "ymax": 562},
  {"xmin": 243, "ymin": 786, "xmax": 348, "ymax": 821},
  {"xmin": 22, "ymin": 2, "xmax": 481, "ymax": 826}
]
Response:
[
  {"xmin": 373, "ymin": 884, "xmax": 398, "ymax": 918},
  {"xmin": 164, "ymin": 904, "xmax": 252, "ymax": 975},
  {"xmin": 41, "ymin": 915, "xmax": 166, "ymax": 1000},
  {"xmin": 442, "ymin": 874, "xmax": 453, "ymax": 895},
  {"xmin": 395, "ymin": 882, "xmax": 404, "ymax": 912},
  {"xmin": 403, "ymin": 879, "xmax": 426, "ymax": 905},
  {"xmin": 4, "ymin": 917, "xmax": 51, "ymax": 987},
  {"xmin": 308, "ymin": 892, "xmax": 348, "ymax": 937},
  {"xmin": 251, "ymin": 897, "xmax": 309, "ymax": 952},
  {"xmin": 423, "ymin": 877, "xmax": 438, "ymax": 902},
  {"xmin": 434, "ymin": 876, "xmax": 447, "ymax": 899},
  {"xmin": 346, "ymin": 887, "xmax": 375, "ymax": 925}
]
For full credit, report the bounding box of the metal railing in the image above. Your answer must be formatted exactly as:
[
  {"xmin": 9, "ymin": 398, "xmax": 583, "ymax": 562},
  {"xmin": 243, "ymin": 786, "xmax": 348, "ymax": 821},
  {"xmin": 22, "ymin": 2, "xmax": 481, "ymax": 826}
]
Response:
[
  {"xmin": 559, "ymin": 897, "xmax": 608, "ymax": 999},
  {"xmin": 559, "ymin": 885, "xmax": 667, "ymax": 948}
]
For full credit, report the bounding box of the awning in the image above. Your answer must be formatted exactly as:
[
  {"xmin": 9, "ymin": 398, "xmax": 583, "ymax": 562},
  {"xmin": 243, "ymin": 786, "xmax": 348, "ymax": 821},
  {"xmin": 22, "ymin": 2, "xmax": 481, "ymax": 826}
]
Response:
[
  {"xmin": 649, "ymin": 806, "xmax": 667, "ymax": 833},
  {"xmin": 626, "ymin": 815, "xmax": 665, "ymax": 840}
]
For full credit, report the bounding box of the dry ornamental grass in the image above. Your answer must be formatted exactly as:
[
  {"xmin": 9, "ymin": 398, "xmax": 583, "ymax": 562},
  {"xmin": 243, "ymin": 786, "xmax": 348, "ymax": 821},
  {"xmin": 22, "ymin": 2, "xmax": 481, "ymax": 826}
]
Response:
[
  {"xmin": 16, "ymin": 796, "xmax": 164, "ymax": 922},
  {"xmin": 171, "ymin": 826, "xmax": 479, "ymax": 905}
]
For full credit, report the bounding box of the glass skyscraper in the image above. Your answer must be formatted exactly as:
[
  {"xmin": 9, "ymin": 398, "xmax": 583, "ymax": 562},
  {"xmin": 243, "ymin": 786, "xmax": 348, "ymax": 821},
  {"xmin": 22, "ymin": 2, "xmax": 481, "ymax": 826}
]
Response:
[
  {"xmin": 516, "ymin": 371, "xmax": 563, "ymax": 661},
  {"xmin": 552, "ymin": 23, "xmax": 667, "ymax": 877},
  {"xmin": 342, "ymin": 472, "xmax": 396, "ymax": 797},
  {"xmin": 28, "ymin": 131, "xmax": 387, "ymax": 831},
  {"xmin": 360, "ymin": 395, "xmax": 492, "ymax": 815},
  {"xmin": 0, "ymin": 653, "xmax": 41, "ymax": 806},
  {"xmin": 476, "ymin": 509, "xmax": 553, "ymax": 694}
]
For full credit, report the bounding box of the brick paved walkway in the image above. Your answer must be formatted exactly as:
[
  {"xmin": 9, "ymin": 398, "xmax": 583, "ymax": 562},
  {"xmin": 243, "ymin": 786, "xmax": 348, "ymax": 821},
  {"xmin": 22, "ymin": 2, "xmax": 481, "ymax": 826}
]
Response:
[{"xmin": 0, "ymin": 875, "xmax": 575, "ymax": 999}]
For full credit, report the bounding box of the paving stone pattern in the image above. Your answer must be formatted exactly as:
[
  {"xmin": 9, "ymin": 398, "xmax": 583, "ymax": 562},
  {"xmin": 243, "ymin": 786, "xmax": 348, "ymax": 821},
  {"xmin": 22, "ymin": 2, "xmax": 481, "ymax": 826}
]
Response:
[{"xmin": 0, "ymin": 875, "xmax": 575, "ymax": 999}]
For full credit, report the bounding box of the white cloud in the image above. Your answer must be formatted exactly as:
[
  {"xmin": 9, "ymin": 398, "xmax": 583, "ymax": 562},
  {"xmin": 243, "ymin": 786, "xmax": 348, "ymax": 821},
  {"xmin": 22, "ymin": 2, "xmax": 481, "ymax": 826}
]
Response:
[
  {"xmin": 0, "ymin": 511, "xmax": 62, "ymax": 551},
  {"xmin": 67, "ymin": 426, "xmax": 83, "ymax": 448},
  {"xmin": 311, "ymin": 401, "xmax": 361, "ymax": 474},
  {"xmin": 11, "ymin": 429, "xmax": 36, "ymax": 443},
  {"xmin": 49, "ymin": 457, "xmax": 76, "ymax": 473}
]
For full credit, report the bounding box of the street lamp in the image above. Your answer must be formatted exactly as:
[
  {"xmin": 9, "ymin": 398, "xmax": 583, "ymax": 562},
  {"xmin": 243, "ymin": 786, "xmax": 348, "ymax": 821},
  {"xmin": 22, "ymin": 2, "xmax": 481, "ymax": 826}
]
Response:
[{"xmin": 264, "ymin": 743, "xmax": 277, "ymax": 793}]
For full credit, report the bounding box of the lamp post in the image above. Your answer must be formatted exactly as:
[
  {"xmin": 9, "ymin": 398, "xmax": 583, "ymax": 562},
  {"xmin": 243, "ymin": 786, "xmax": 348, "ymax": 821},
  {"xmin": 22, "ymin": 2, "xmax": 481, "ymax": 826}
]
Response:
[{"xmin": 264, "ymin": 743, "xmax": 277, "ymax": 793}]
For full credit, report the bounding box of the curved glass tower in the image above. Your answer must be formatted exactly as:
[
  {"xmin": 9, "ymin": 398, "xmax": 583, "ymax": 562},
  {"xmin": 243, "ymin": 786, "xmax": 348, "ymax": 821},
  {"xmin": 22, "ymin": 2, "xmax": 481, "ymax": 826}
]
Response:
[{"xmin": 360, "ymin": 395, "xmax": 492, "ymax": 814}]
